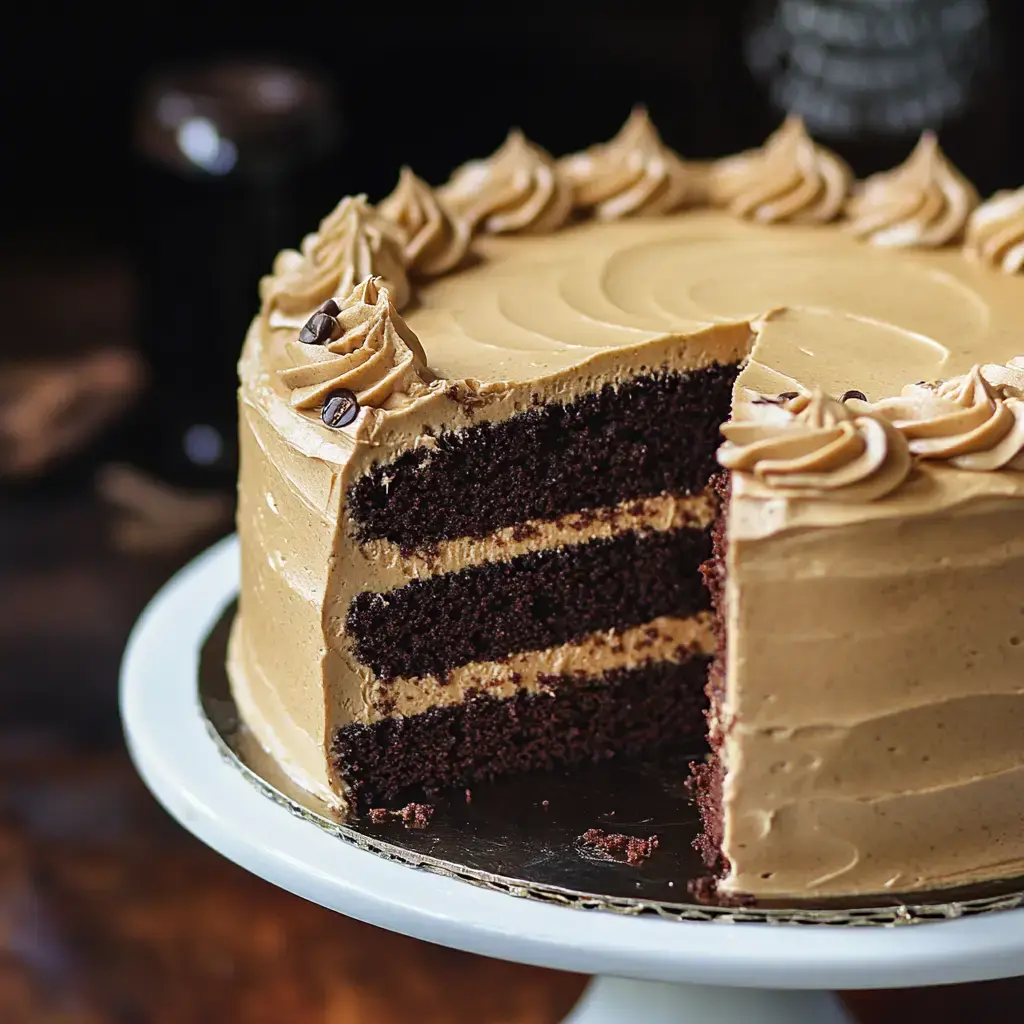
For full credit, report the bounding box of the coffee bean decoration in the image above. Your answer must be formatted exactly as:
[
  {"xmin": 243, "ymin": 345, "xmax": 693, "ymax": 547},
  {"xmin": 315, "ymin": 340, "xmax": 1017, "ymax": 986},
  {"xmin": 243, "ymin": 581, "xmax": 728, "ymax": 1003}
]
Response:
[
  {"xmin": 318, "ymin": 298, "xmax": 340, "ymax": 317},
  {"xmin": 299, "ymin": 310, "xmax": 338, "ymax": 345},
  {"xmin": 841, "ymin": 390, "xmax": 867, "ymax": 403},
  {"xmin": 321, "ymin": 389, "xmax": 360, "ymax": 429}
]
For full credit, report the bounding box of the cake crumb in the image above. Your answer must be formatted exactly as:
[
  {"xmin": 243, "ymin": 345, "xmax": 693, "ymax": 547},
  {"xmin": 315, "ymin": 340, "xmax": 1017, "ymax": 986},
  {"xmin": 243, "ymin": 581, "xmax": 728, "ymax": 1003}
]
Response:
[
  {"xmin": 367, "ymin": 803, "xmax": 435, "ymax": 829},
  {"xmin": 578, "ymin": 828, "xmax": 659, "ymax": 866},
  {"xmin": 399, "ymin": 802, "xmax": 434, "ymax": 829}
]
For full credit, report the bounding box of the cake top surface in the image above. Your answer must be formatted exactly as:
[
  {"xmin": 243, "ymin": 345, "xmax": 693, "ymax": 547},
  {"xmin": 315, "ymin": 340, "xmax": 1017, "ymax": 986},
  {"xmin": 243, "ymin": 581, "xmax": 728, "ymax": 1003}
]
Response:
[
  {"xmin": 401, "ymin": 210, "xmax": 1022, "ymax": 396},
  {"xmin": 239, "ymin": 114, "xmax": 1024, "ymax": 520}
]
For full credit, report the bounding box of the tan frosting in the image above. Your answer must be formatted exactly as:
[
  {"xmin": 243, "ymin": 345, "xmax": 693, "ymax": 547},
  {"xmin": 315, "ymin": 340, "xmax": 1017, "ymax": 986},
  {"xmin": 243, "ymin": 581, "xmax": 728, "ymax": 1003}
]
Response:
[
  {"xmin": 721, "ymin": 485, "xmax": 1024, "ymax": 895},
  {"xmin": 708, "ymin": 116, "xmax": 851, "ymax": 224},
  {"xmin": 236, "ymin": 202, "xmax": 1024, "ymax": 893},
  {"xmin": 559, "ymin": 107, "xmax": 695, "ymax": 219},
  {"xmin": 279, "ymin": 277, "xmax": 432, "ymax": 414},
  {"xmin": 378, "ymin": 166, "xmax": 471, "ymax": 277},
  {"xmin": 718, "ymin": 390, "xmax": 911, "ymax": 502},
  {"xmin": 844, "ymin": 132, "xmax": 979, "ymax": 248},
  {"xmin": 438, "ymin": 130, "xmax": 573, "ymax": 235},
  {"xmin": 871, "ymin": 365, "xmax": 1024, "ymax": 470},
  {"xmin": 964, "ymin": 188, "xmax": 1024, "ymax": 273},
  {"xmin": 260, "ymin": 195, "xmax": 411, "ymax": 323}
]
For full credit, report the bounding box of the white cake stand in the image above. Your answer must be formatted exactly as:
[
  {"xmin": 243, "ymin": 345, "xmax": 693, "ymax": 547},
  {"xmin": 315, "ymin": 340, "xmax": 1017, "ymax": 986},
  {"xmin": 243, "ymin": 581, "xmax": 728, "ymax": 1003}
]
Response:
[{"xmin": 120, "ymin": 536, "xmax": 1024, "ymax": 1023}]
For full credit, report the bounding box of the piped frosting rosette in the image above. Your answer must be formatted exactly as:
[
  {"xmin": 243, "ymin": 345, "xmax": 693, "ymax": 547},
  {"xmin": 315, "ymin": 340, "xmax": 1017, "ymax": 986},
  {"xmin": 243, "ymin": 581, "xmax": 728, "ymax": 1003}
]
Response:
[
  {"xmin": 718, "ymin": 390, "xmax": 911, "ymax": 501},
  {"xmin": 558, "ymin": 107, "xmax": 696, "ymax": 219},
  {"xmin": 438, "ymin": 129, "xmax": 573, "ymax": 234},
  {"xmin": 964, "ymin": 187, "xmax": 1024, "ymax": 274},
  {"xmin": 844, "ymin": 132, "xmax": 978, "ymax": 248},
  {"xmin": 261, "ymin": 195, "xmax": 411, "ymax": 325},
  {"xmin": 708, "ymin": 116, "xmax": 852, "ymax": 224},
  {"xmin": 378, "ymin": 167, "xmax": 471, "ymax": 277},
  {"xmin": 870, "ymin": 366, "xmax": 1024, "ymax": 471},
  {"xmin": 279, "ymin": 277, "xmax": 432, "ymax": 416}
]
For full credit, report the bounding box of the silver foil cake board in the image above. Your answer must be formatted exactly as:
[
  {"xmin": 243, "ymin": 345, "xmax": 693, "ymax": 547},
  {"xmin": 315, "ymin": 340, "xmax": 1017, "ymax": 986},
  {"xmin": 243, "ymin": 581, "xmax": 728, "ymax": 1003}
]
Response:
[{"xmin": 200, "ymin": 609, "xmax": 1024, "ymax": 928}]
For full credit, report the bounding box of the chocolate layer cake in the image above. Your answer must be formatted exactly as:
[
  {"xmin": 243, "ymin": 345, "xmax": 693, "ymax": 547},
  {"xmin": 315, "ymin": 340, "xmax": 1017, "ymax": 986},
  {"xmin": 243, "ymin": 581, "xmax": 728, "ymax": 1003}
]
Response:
[{"xmin": 230, "ymin": 112, "xmax": 1024, "ymax": 899}]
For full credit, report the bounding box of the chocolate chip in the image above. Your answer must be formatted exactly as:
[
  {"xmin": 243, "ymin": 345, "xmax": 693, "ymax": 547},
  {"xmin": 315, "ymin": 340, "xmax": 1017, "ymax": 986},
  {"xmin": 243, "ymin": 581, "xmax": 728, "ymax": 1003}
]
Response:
[
  {"xmin": 299, "ymin": 311, "xmax": 337, "ymax": 345},
  {"xmin": 778, "ymin": 391, "xmax": 799, "ymax": 400},
  {"xmin": 317, "ymin": 298, "xmax": 340, "ymax": 317},
  {"xmin": 321, "ymin": 388, "xmax": 359, "ymax": 428},
  {"xmin": 841, "ymin": 389, "xmax": 867, "ymax": 403}
]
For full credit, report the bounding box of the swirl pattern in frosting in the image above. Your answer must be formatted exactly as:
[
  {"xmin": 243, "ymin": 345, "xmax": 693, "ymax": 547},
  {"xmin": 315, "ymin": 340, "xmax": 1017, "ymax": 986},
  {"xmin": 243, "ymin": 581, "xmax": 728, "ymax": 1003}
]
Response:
[
  {"xmin": 870, "ymin": 365, "xmax": 1024, "ymax": 471},
  {"xmin": 718, "ymin": 389, "xmax": 911, "ymax": 501},
  {"xmin": 438, "ymin": 129, "xmax": 573, "ymax": 235},
  {"xmin": 707, "ymin": 116, "xmax": 852, "ymax": 224},
  {"xmin": 558, "ymin": 106, "xmax": 695, "ymax": 219},
  {"xmin": 260, "ymin": 195, "xmax": 411, "ymax": 322},
  {"xmin": 279, "ymin": 277, "xmax": 432, "ymax": 415},
  {"xmin": 844, "ymin": 132, "xmax": 978, "ymax": 248},
  {"xmin": 378, "ymin": 166, "xmax": 471, "ymax": 277},
  {"xmin": 964, "ymin": 187, "xmax": 1024, "ymax": 274}
]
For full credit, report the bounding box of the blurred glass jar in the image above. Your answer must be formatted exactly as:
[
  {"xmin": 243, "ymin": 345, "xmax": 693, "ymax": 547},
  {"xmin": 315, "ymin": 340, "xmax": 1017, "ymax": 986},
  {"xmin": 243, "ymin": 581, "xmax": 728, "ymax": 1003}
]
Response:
[{"xmin": 132, "ymin": 61, "xmax": 338, "ymax": 487}]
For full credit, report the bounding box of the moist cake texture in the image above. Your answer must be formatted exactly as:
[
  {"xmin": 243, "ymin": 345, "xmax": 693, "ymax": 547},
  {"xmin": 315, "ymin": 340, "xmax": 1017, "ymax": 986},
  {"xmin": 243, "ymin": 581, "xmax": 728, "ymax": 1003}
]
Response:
[{"xmin": 230, "ymin": 112, "xmax": 1024, "ymax": 899}]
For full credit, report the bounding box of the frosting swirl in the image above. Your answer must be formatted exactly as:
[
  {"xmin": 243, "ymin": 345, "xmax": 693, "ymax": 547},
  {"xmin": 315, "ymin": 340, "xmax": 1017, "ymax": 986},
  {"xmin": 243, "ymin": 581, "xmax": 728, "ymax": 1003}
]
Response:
[
  {"xmin": 279, "ymin": 277, "xmax": 432, "ymax": 415},
  {"xmin": 708, "ymin": 116, "xmax": 852, "ymax": 224},
  {"xmin": 438, "ymin": 130, "xmax": 573, "ymax": 235},
  {"xmin": 378, "ymin": 167, "xmax": 471, "ymax": 277},
  {"xmin": 558, "ymin": 107, "xmax": 695, "ymax": 219},
  {"xmin": 844, "ymin": 132, "xmax": 978, "ymax": 248},
  {"xmin": 964, "ymin": 187, "xmax": 1024, "ymax": 273},
  {"xmin": 718, "ymin": 390, "xmax": 911, "ymax": 501},
  {"xmin": 870, "ymin": 366, "xmax": 1024, "ymax": 470},
  {"xmin": 260, "ymin": 195, "xmax": 411, "ymax": 322}
]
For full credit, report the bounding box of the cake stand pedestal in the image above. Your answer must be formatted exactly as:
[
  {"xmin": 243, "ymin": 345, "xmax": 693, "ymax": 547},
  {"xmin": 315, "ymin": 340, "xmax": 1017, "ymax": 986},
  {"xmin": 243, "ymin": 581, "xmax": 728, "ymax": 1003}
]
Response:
[{"xmin": 120, "ymin": 537, "xmax": 1024, "ymax": 1023}]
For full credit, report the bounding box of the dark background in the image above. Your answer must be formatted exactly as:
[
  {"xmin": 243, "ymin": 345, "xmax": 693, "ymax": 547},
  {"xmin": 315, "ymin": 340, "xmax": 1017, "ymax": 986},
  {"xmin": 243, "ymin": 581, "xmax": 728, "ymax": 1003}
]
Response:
[{"xmin": 3, "ymin": 4, "xmax": 1024, "ymax": 1021}]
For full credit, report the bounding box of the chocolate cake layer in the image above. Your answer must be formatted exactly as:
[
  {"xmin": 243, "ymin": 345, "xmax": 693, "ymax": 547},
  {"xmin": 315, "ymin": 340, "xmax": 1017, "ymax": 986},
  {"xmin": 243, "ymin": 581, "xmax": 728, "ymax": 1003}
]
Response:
[
  {"xmin": 331, "ymin": 656, "xmax": 712, "ymax": 811},
  {"xmin": 348, "ymin": 526, "xmax": 713, "ymax": 680},
  {"xmin": 348, "ymin": 365, "xmax": 740, "ymax": 551}
]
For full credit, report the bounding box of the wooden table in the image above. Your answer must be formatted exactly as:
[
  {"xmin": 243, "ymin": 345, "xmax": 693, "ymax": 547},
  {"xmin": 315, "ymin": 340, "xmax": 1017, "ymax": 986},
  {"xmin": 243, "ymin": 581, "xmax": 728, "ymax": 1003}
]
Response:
[{"xmin": 2, "ymin": 256, "xmax": 1023, "ymax": 1023}]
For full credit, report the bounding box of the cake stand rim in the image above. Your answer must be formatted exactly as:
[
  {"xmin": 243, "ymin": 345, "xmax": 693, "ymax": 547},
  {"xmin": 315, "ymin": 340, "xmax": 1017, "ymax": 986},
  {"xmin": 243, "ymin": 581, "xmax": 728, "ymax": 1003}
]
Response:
[{"xmin": 119, "ymin": 534, "xmax": 1024, "ymax": 992}]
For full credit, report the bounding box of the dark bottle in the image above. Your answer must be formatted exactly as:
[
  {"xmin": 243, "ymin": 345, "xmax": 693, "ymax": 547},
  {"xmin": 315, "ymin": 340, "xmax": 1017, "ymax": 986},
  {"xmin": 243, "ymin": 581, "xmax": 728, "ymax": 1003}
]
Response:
[{"xmin": 130, "ymin": 61, "xmax": 337, "ymax": 488}]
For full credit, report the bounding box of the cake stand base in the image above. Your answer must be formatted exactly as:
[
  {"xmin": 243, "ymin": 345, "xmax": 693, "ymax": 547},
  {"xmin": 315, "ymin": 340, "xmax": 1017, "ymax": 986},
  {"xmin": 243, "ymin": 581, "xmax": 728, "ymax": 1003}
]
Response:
[
  {"xmin": 121, "ymin": 537, "xmax": 1024, "ymax": 1024},
  {"xmin": 564, "ymin": 976, "xmax": 851, "ymax": 1023}
]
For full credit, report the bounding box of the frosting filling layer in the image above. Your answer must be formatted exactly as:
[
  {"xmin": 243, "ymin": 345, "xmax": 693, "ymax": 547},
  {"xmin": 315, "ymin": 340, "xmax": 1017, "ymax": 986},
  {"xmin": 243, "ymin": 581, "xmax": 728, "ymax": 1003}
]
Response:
[{"xmin": 372, "ymin": 612, "xmax": 716, "ymax": 719}]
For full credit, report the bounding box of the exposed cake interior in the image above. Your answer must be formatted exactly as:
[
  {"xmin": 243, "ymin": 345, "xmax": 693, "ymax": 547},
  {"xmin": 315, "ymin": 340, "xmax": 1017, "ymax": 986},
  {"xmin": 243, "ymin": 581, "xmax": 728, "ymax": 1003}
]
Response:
[{"xmin": 328, "ymin": 362, "xmax": 741, "ymax": 812}]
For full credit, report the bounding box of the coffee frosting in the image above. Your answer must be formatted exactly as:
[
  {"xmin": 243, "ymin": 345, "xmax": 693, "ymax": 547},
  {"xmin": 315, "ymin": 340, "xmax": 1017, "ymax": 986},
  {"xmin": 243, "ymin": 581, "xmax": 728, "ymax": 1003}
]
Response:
[
  {"xmin": 236, "ymin": 171, "xmax": 1024, "ymax": 896},
  {"xmin": 279, "ymin": 277, "xmax": 431, "ymax": 414},
  {"xmin": 438, "ymin": 129, "xmax": 573, "ymax": 235},
  {"xmin": 559, "ymin": 106, "xmax": 695, "ymax": 219},
  {"xmin": 378, "ymin": 167, "xmax": 471, "ymax": 277},
  {"xmin": 844, "ymin": 132, "xmax": 978, "ymax": 249},
  {"xmin": 718, "ymin": 390, "xmax": 911, "ymax": 502},
  {"xmin": 964, "ymin": 188, "xmax": 1024, "ymax": 274},
  {"xmin": 871, "ymin": 365, "xmax": 1024, "ymax": 471},
  {"xmin": 261, "ymin": 195, "xmax": 411, "ymax": 323},
  {"xmin": 708, "ymin": 116, "xmax": 851, "ymax": 224}
]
